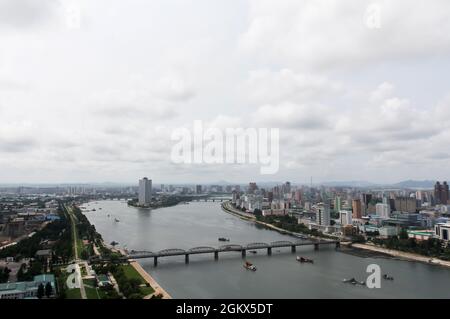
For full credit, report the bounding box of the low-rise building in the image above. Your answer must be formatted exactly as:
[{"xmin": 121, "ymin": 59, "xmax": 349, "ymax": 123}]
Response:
[
  {"xmin": 407, "ymin": 230, "xmax": 434, "ymax": 241},
  {"xmin": 379, "ymin": 226, "xmax": 399, "ymax": 238},
  {"xmin": 0, "ymin": 274, "xmax": 55, "ymax": 299},
  {"xmin": 262, "ymin": 209, "xmax": 287, "ymax": 217},
  {"xmin": 435, "ymin": 223, "xmax": 450, "ymax": 241}
]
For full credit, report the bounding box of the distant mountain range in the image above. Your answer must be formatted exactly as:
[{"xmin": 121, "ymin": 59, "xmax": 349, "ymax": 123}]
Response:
[
  {"xmin": 321, "ymin": 180, "xmax": 436, "ymax": 189},
  {"xmin": 390, "ymin": 180, "xmax": 436, "ymax": 189},
  {"xmin": 321, "ymin": 181, "xmax": 377, "ymax": 188}
]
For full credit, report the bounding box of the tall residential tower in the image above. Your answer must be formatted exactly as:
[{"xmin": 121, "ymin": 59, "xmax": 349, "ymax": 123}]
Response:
[{"xmin": 138, "ymin": 177, "xmax": 152, "ymax": 206}]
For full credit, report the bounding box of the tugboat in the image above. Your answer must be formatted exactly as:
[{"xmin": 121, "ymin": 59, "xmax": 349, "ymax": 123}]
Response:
[
  {"xmin": 383, "ymin": 274, "xmax": 394, "ymax": 281},
  {"xmin": 243, "ymin": 261, "xmax": 257, "ymax": 271},
  {"xmin": 218, "ymin": 237, "xmax": 230, "ymax": 242},
  {"xmin": 296, "ymin": 256, "xmax": 314, "ymax": 263},
  {"xmin": 342, "ymin": 278, "xmax": 365, "ymax": 285}
]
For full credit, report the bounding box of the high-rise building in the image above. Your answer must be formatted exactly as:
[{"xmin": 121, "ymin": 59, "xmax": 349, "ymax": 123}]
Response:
[
  {"xmin": 138, "ymin": 177, "xmax": 152, "ymax": 206},
  {"xmin": 362, "ymin": 193, "xmax": 372, "ymax": 216},
  {"xmin": 294, "ymin": 190, "xmax": 302, "ymax": 203},
  {"xmin": 339, "ymin": 210, "xmax": 352, "ymax": 226},
  {"xmin": 376, "ymin": 203, "xmax": 390, "ymax": 219},
  {"xmin": 334, "ymin": 196, "xmax": 342, "ymax": 212},
  {"xmin": 248, "ymin": 182, "xmax": 257, "ymax": 194},
  {"xmin": 282, "ymin": 182, "xmax": 291, "ymax": 195},
  {"xmin": 435, "ymin": 181, "xmax": 449, "ymax": 205},
  {"xmin": 196, "ymin": 185, "xmax": 202, "ymax": 194},
  {"xmin": 394, "ymin": 196, "xmax": 418, "ymax": 213},
  {"xmin": 352, "ymin": 199, "xmax": 362, "ymax": 219},
  {"xmin": 317, "ymin": 201, "xmax": 331, "ymax": 226}
]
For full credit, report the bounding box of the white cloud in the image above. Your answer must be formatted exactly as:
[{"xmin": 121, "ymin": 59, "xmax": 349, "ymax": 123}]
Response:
[
  {"xmin": 254, "ymin": 102, "xmax": 331, "ymax": 130},
  {"xmin": 1, "ymin": 0, "xmax": 450, "ymax": 183},
  {"xmin": 240, "ymin": 0, "xmax": 450, "ymax": 70},
  {"xmin": 244, "ymin": 69, "xmax": 343, "ymax": 104}
]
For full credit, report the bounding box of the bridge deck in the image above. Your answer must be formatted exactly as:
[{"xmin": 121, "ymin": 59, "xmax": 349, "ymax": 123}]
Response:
[{"xmin": 127, "ymin": 240, "xmax": 339, "ymax": 259}]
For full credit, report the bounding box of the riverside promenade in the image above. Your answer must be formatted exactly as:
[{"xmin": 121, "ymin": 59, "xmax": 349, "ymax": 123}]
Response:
[
  {"xmin": 352, "ymin": 243, "xmax": 450, "ymax": 269},
  {"xmin": 129, "ymin": 260, "xmax": 172, "ymax": 299},
  {"xmin": 221, "ymin": 201, "xmax": 339, "ymax": 241}
]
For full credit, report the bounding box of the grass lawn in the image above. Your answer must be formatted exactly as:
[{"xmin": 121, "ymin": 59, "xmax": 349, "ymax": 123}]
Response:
[
  {"xmin": 66, "ymin": 288, "xmax": 82, "ymax": 299},
  {"xmin": 120, "ymin": 264, "xmax": 144, "ymax": 284},
  {"xmin": 85, "ymin": 286, "xmax": 100, "ymax": 299},
  {"xmin": 119, "ymin": 264, "xmax": 155, "ymax": 298},
  {"xmin": 140, "ymin": 286, "xmax": 155, "ymax": 296},
  {"xmin": 83, "ymin": 278, "xmax": 97, "ymax": 287}
]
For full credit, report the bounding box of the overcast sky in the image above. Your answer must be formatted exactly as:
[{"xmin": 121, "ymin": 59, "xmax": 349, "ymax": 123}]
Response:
[{"xmin": 1, "ymin": 0, "xmax": 450, "ymax": 184}]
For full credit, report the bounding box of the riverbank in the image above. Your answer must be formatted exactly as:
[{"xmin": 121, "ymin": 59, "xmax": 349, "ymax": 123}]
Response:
[
  {"xmin": 221, "ymin": 201, "xmax": 336, "ymax": 241},
  {"xmin": 78, "ymin": 200, "xmax": 172, "ymax": 299},
  {"xmin": 129, "ymin": 260, "xmax": 172, "ymax": 299},
  {"xmin": 351, "ymin": 243, "xmax": 450, "ymax": 269}
]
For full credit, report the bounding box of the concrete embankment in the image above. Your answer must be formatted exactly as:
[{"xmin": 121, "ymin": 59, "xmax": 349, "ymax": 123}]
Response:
[
  {"xmin": 221, "ymin": 201, "xmax": 329, "ymax": 240},
  {"xmin": 129, "ymin": 260, "xmax": 172, "ymax": 299},
  {"xmin": 351, "ymin": 243, "xmax": 450, "ymax": 269}
]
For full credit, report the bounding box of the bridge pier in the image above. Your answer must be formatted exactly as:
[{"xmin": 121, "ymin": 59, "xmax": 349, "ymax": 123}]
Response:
[
  {"xmin": 241, "ymin": 250, "xmax": 246, "ymax": 258},
  {"xmin": 185, "ymin": 254, "xmax": 189, "ymax": 264},
  {"xmin": 214, "ymin": 251, "xmax": 219, "ymax": 260},
  {"xmin": 154, "ymin": 257, "xmax": 158, "ymax": 267},
  {"xmin": 335, "ymin": 242, "xmax": 341, "ymax": 249},
  {"xmin": 291, "ymin": 245, "xmax": 296, "ymax": 253},
  {"xmin": 314, "ymin": 243, "xmax": 319, "ymax": 251},
  {"xmin": 267, "ymin": 247, "xmax": 272, "ymax": 256}
]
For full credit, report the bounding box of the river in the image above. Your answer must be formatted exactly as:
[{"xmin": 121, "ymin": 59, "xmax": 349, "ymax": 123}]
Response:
[{"xmin": 84, "ymin": 200, "xmax": 450, "ymax": 299}]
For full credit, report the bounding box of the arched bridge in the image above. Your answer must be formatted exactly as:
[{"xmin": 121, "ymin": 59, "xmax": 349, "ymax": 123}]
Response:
[
  {"xmin": 125, "ymin": 239, "xmax": 341, "ymax": 266},
  {"xmin": 189, "ymin": 247, "xmax": 216, "ymax": 253},
  {"xmin": 246, "ymin": 242, "xmax": 270, "ymax": 249}
]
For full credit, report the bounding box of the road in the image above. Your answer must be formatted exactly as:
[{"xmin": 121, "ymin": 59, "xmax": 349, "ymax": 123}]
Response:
[{"xmin": 64, "ymin": 204, "xmax": 87, "ymax": 299}]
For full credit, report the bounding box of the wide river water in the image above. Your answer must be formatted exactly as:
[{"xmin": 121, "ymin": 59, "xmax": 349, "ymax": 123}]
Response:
[{"xmin": 84, "ymin": 200, "xmax": 450, "ymax": 298}]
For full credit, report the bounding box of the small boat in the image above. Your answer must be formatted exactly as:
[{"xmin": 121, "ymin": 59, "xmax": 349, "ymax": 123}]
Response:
[
  {"xmin": 218, "ymin": 237, "xmax": 230, "ymax": 242},
  {"xmin": 249, "ymin": 250, "xmax": 257, "ymax": 254},
  {"xmin": 114, "ymin": 218, "xmax": 120, "ymax": 222},
  {"xmin": 383, "ymin": 274, "xmax": 394, "ymax": 281},
  {"xmin": 342, "ymin": 278, "xmax": 365, "ymax": 285},
  {"xmin": 92, "ymin": 209, "xmax": 96, "ymax": 211},
  {"xmin": 107, "ymin": 214, "xmax": 110, "ymax": 217},
  {"xmin": 243, "ymin": 261, "xmax": 257, "ymax": 271},
  {"xmin": 296, "ymin": 256, "xmax": 314, "ymax": 263}
]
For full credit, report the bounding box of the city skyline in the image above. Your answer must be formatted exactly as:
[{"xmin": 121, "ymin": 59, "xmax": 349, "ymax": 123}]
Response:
[{"xmin": 2, "ymin": 1, "xmax": 450, "ymax": 183}]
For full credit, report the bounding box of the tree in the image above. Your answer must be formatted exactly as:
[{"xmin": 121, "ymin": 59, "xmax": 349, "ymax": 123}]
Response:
[
  {"xmin": 399, "ymin": 228, "xmax": 409, "ymax": 240},
  {"xmin": 37, "ymin": 283, "xmax": 45, "ymax": 299},
  {"xmin": 0, "ymin": 267, "xmax": 10, "ymax": 283},
  {"xmin": 45, "ymin": 282, "xmax": 53, "ymax": 298}
]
